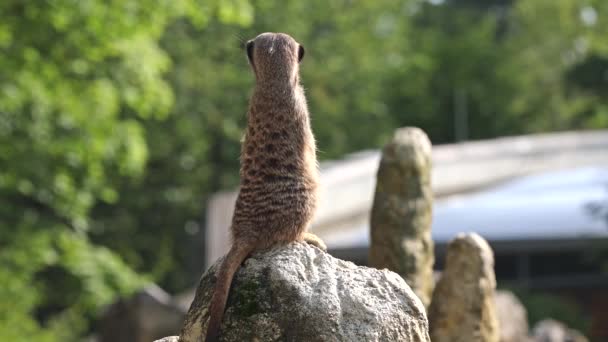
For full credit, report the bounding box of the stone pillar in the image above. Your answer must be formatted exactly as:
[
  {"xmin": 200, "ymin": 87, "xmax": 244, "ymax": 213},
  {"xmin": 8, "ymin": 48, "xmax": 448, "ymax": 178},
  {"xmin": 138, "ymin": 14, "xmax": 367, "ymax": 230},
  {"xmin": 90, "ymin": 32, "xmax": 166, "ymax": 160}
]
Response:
[
  {"xmin": 494, "ymin": 290, "xmax": 531, "ymax": 342},
  {"xmin": 428, "ymin": 233, "xmax": 500, "ymax": 342},
  {"xmin": 369, "ymin": 127, "xmax": 434, "ymax": 308}
]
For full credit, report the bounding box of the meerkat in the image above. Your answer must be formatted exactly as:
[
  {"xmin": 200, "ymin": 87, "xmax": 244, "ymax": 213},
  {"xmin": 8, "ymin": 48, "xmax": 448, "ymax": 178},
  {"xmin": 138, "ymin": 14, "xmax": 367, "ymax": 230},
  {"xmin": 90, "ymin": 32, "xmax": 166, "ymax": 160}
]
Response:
[{"xmin": 203, "ymin": 32, "xmax": 326, "ymax": 342}]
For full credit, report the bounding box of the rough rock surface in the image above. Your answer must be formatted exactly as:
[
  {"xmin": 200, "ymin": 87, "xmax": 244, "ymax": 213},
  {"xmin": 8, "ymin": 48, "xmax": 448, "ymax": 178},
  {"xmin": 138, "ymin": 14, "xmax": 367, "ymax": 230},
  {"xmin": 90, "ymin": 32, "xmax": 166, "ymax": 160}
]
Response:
[
  {"xmin": 494, "ymin": 290, "xmax": 531, "ymax": 342},
  {"xmin": 153, "ymin": 337, "xmax": 179, "ymax": 342},
  {"xmin": 532, "ymin": 319, "xmax": 589, "ymax": 342},
  {"xmin": 177, "ymin": 242, "xmax": 430, "ymax": 342},
  {"xmin": 369, "ymin": 127, "xmax": 435, "ymax": 307},
  {"xmin": 428, "ymin": 232, "xmax": 500, "ymax": 342}
]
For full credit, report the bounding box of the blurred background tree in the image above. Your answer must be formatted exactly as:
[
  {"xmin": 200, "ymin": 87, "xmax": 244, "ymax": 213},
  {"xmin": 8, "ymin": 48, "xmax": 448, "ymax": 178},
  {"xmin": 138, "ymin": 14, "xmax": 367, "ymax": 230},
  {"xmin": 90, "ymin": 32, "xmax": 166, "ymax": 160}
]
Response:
[
  {"xmin": 0, "ymin": 0, "xmax": 250, "ymax": 340},
  {"xmin": 1, "ymin": 0, "xmax": 608, "ymax": 340}
]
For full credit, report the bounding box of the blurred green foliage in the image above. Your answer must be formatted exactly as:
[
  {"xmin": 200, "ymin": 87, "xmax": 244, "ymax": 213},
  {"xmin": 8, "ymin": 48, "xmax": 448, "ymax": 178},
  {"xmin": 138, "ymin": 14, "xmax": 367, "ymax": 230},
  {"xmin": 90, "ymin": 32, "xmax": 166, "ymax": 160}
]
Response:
[
  {"xmin": 1, "ymin": 0, "xmax": 608, "ymax": 340},
  {"xmin": 0, "ymin": 0, "xmax": 250, "ymax": 340}
]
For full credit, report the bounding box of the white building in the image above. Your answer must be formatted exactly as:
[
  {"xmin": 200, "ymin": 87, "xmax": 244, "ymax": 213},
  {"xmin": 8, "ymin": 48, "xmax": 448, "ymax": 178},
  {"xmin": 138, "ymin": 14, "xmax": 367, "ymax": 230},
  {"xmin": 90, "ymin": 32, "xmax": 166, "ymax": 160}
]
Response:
[{"xmin": 205, "ymin": 129, "xmax": 608, "ymax": 286}]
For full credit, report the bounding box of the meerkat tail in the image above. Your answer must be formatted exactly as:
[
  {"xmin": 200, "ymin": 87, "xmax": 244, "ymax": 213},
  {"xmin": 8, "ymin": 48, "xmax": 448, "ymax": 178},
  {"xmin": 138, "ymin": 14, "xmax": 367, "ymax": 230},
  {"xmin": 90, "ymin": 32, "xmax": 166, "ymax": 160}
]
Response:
[{"xmin": 204, "ymin": 243, "xmax": 254, "ymax": 342}]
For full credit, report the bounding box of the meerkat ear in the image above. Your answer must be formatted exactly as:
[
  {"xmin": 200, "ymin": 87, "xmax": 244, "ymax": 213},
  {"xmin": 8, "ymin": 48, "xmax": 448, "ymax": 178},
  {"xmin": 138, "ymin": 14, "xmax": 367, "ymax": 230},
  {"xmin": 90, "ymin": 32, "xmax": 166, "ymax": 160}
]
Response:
[
  {"xmin": 246, "ymin": 40, "xmax": 254, "ymax": 63},
  {"xmin": 298, "ymin": 45, "xmax": 305, "ymax": 63}
]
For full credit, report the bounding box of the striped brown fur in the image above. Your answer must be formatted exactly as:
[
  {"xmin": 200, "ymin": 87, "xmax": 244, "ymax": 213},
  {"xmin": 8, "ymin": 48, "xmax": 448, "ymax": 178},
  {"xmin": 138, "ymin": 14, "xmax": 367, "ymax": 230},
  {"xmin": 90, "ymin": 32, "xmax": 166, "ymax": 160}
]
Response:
[{"xmin": 204, "ymin": 32, "xmax": 325, "ymax": 342}]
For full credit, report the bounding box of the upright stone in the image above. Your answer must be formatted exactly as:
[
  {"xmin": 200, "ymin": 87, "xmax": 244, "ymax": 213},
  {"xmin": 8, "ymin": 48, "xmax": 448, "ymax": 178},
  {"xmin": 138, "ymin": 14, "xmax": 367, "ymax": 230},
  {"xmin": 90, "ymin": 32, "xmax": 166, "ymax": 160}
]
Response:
[
  {"xmin": 428, "ymin": 233, "xmax": 500, "ymax": 342},
  {"xmin": 369, "ymin": 127, "xmax": 434, "ymax": 307},
  {"xmin": 494, "ymin": 290, "xmax": 531, "ymax": 342}
]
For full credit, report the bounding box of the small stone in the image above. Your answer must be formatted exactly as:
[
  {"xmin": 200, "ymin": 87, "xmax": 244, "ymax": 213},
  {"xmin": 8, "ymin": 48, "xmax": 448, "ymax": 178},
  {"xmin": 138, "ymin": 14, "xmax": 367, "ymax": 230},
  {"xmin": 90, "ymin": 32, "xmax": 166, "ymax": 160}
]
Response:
[
  {"xmin": 428, "ymin": 232, "xmax": 500, "ymax": 342},
  {"xmin": 98, "ymin": 284, "xmax": 186, "ymax": 342},
  {"xmin": 153, "ymin": 337, "xmax": 180, "ymax": 342},
  {"xmin": 494, "ymin": 290, "xmax": 531, "ymax": 342},
  {"xmin": 532, "ymin": 319, "xmax": 589, "ymax": 342}
]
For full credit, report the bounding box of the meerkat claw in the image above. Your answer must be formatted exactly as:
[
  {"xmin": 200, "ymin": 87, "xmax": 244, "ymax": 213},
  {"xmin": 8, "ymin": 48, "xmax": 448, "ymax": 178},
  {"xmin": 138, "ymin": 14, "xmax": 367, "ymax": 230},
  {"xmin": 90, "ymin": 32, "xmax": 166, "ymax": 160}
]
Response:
[{"xmin": 301, "ymin": 232, "xmax": 327, "ymax": 251}]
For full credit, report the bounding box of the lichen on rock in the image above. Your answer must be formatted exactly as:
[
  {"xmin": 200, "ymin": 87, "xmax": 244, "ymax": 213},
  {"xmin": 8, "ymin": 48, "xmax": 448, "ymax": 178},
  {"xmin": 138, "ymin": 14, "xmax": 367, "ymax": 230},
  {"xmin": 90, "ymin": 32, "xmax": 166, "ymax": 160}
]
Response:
[{"xmin": 178, "ymin": 242, "xmax": 430, "ymax": 342}]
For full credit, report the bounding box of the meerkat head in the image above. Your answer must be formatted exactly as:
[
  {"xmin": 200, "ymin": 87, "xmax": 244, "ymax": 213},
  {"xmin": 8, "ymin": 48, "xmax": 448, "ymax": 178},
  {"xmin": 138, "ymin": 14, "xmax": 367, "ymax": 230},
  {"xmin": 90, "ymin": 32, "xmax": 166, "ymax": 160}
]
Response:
[{"xmin": 245, "ymin": 32, "xmax": 305, "ymax": 84}]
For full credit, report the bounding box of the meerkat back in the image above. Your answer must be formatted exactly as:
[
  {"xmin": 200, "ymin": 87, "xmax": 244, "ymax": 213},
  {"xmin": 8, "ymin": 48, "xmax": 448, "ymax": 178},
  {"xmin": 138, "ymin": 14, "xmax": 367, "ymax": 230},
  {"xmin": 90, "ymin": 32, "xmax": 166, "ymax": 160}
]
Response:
[{"xmin": 204, "ymin": 32, "xmax": 325, "ymax": 342}]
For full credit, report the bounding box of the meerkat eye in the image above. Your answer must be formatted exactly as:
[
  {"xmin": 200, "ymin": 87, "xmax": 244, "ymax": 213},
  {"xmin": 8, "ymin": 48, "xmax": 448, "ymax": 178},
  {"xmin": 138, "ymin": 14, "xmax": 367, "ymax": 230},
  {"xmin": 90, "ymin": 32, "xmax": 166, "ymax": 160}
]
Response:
[
  {"xmin": 298, "ymin": 45, "xmax": 305, "ymax": 63},
  {"xmin": 246, "ymin": 40, "xmax": 254, "ymax": 62}
]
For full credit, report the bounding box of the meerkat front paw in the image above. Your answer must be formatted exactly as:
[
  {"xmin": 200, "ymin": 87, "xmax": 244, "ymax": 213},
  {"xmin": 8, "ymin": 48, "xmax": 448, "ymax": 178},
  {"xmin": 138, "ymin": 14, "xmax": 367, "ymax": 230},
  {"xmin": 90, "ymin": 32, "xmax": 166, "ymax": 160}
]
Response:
[{"xmin": 301, "ymin": 232, "xmax": 327, "ymax": 251}]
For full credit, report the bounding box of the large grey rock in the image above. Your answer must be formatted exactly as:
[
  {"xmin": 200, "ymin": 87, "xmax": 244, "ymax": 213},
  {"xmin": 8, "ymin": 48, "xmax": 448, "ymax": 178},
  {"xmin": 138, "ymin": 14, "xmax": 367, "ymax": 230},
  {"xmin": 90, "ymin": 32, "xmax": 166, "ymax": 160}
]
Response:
[
  {"xmin": 428, "ymin": 233, "xmax": 500, "ymax": 342},
  {"xmin": 369, "ymin": 127, "xmax": 435, "ymax": 307},
  {"xmin": 494, "ymin": 290, "xmax": 531, "ymax": 342},
  {"xmin": 177, "ymin": 242, "xmax": 430, "ymax": 342},
  {"xmin": 532, "ymin": 319, "xmax": 589, "ymax": 342}
]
